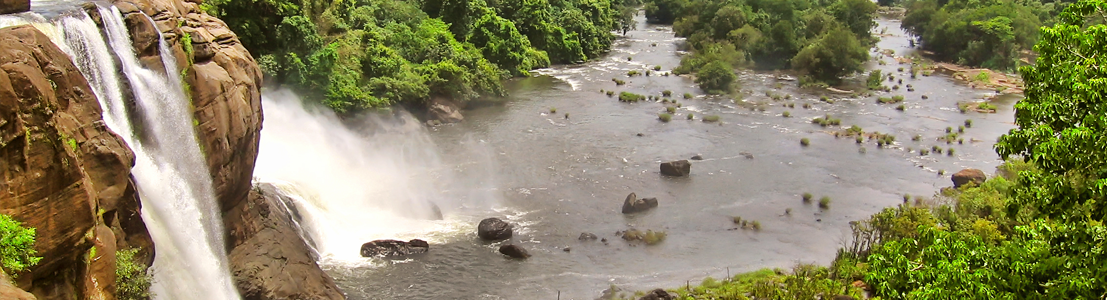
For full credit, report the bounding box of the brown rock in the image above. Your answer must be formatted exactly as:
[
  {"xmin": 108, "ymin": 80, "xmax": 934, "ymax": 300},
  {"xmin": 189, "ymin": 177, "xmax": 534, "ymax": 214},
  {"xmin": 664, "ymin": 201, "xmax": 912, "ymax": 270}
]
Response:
[
  {"xmin": 638, "ymin": 288, "xmax": 676, "ymax": 300},
  {"xmin": 0, "ymin": 270, "xmax": 35, "ymax": 300},
  {"xmin": 621, "ymin": 192, "xmax": 658, "ymax": 214},
  {"xmin": 427, "ymin": 96, "xmax": 464, "ymax": 123},
  {"xmin": 112, "ymin": 0, "xmax": 263, "ymax": 213},
  {"xmin": 0, "ymin": 0, "xmax": 30, "ymax": 15},
  {"xmin": 660, "ymin": 160, "xmax": 691, "ymax": 176},
  {"xmin": 0, "ymin": 25, "xmax": 149, "ymax": 299},
  {"xmin": 360, "ymin": 239, "xmax": 430, "ymax": 258},
  {"xmin": 83, "ymin": 225, "xmax": 118, "ymax": 300},
  {"xmin": 225, "ymin": 183, "xmax": 344, "ymax": 300},
  {"xmin": 498, "ymin": 244, "xmax": 530, "ymax": 259},
  {"xmin": 952, "ymin": 168, "xmax": 986, "ymax": 188}
]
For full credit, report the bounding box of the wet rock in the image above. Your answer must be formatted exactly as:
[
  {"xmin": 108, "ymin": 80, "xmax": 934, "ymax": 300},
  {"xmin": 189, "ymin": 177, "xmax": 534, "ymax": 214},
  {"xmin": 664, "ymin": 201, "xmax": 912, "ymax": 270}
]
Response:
[
  {"xmin": 690, "ymin": 155, "xmax": 703, "ymax": 160},
  {"xmin": 226, "ymin": 183, "xmax": 344, "ymax": 300},
  {"xmin": 660, "ymin": 160, "xmax": 691, "ymax": 176},
  {"xmin": 360, "ymin": 239, "xmax": 430, "ymax": 258},
  {"xmin": 427, "ymin": 96, "xmax": 464, "ymax": 123},
  {"xmin": 498, "ymin": 244, "xmax": 530, "ymax": 259},
  {"xmin": 478, "ymin": 218, "xmax": 513, "ymax": 241},
  {"xmin": 636, "ymin": 133, "xmax": 644, "ymax": 137},
  {"xmin": 578, "ymin": 232, "xmax": 598, "ymax": 241},
  {"xmin": 621, "ymin": 193, "xmax": 658, "ymax": 214},
  {"xmin": 638, "ymin": 288, "xmax": 677, "ymax": 300},
  {"xmin": 740, "ymin": 152, "xmax": 754, "ymax": 159},
  {"xmin": 0, "ymin": 0, "xmax": 30, "ymax": 14},
  {"xmin": 562, "ymin": 247, "xmax": 571, "ymax": 252},
  {"xmin": 952, "ymin": 168, "xmax": 986, "ymax": 188}
]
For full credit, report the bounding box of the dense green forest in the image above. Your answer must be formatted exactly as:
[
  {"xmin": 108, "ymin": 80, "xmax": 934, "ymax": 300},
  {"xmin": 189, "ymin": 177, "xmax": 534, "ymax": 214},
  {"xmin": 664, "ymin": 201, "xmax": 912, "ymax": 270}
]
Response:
[
  {"xmin": 645, "ymin": 1, "xmax": 1107, "ymax": 298},
  {"xmin": 900, "ymin": 0, "xmax": 1073, "ymax": 70},
  {"xmin": 643, "ymin": 0, "xmax": 877, "ymax": 90},
  {"xmin": 201, "ymin": 0, "xmax": 637, "ymax": 113}
]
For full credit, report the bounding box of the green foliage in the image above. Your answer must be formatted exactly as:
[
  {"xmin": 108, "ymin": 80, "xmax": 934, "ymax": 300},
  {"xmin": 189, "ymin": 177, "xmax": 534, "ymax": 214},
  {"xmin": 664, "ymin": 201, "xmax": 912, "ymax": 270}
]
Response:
[
  {"xmin": 702, "ymin": 115, "xmax": 721, "ymax": 122},
  {"xmin": 800, "ymin": 138, "xmax": 810, "ymax": 147},
  {"xmin": 116, "ymin": 248, "xmax": 153, "ymax": 300},
  {"xmin": 619, "ymin": 92, "xmax": 645, "ymax": 102},
  {"xmin": 695, "ymin": 60, "xmax": 738, "ymax": 94},
  {"xmin": 866, "ymin": 70, "xmax": 884, "ymax": 90},
  {"xmin": 658, "ymin": 113, "xmax": 673, "ymax": 122},
  {"xmin": 0, "ymin": 214, "xmax": 40, "ymax": 275},
  {"xmin": 901, "ymin": 0, "xmax": 1050, "ymax": 70},
  {"xmin": 791, "ymin": 28, "xmax": 870, "ymax": 82}
]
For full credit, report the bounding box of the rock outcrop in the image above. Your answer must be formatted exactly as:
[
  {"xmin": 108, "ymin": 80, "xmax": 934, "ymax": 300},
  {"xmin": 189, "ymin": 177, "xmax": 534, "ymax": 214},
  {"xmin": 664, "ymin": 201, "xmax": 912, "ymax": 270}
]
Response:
[
  {"xmin": 360, "ymin": 239, "xmax": 430, "ymax": 258},
  {"xmin": 660, "ymin": 160, "xmax": 691, "ymax": 177},
  {"xmin": 478, "ymin": 217, "xmax": 513, "ymax": 241},
  {"xmin": 224, "ymin": 183, "xmax": 344, "ymax": 300},
  {"xmin": 638, "ymin": 288, "xmax": 677, "ymax": 300},
  {"xmin": 0, "ymin": 270, "xmax": 35, "ymax": 300},
  {"xmin": 0, "ymin": 25, "xmax": 149, "ymax": 299},
  {"xmin": 0, "ymin": 0, "xmax": 30, "ymax": 15},
  {"xmin": 952, "ymin": 168, "xmax": 986, "ymax": 188},
  {"xmin": 621, "ymin": 193, "xmax": 658, "ymax": 214},
  {"xmin": 109, "ymin": 0, "xmax": 263, "ymax": 213},
  {"xmin": 427, "ymin": 96, "xmax": 464, "ymax": 123}
]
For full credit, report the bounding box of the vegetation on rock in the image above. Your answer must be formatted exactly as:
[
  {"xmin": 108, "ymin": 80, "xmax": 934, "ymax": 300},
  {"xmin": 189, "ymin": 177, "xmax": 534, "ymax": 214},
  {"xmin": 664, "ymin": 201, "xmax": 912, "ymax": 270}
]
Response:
[{"xmin": 0, "ymin": 214, "xmax": 39, "ymax": 275}]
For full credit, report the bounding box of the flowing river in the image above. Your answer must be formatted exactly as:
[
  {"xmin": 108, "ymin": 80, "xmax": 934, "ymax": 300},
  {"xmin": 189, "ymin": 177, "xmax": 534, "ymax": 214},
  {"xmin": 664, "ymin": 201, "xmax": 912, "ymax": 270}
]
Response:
[{"xmin": 255, "ymin": 12, "xmax": 1019, "ymax": 300}]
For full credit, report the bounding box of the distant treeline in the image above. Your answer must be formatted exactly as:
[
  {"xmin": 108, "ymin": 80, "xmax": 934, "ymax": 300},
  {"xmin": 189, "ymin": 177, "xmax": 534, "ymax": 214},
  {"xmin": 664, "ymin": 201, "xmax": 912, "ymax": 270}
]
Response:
[
  {"xmin": 643, "ymin": 0, "xmax": 877, "ymax": 90},
  {"xmin": 202, "ymin": 0, "xmax": 638, "ymax": 113}
]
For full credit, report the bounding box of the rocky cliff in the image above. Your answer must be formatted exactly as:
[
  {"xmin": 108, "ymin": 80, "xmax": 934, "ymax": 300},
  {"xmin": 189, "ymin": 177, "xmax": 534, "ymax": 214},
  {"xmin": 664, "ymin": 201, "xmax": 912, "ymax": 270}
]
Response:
[
  {"xmin": 109, "ymin": 0, "xmax": 263, "ymax": 214},
  {"xmin": 0, "ymin": 25, "xmax": 149, "ymax": 300}
]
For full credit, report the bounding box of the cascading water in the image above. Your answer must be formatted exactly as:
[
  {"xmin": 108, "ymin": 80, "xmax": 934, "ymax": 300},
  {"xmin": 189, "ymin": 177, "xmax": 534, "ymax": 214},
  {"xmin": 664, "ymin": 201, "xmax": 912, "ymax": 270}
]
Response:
[
  {"xmin": 11, "ymin": 5, "xmax": 242, "ymax": 300},
  {"xmin": 253, "ymin": 90, "xmax": 502, "ymax": 264}
]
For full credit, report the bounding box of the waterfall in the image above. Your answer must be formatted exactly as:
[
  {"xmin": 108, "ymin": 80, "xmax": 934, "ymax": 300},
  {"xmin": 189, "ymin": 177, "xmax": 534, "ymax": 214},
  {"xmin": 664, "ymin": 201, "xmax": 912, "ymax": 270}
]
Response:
[{"xmin": 51, "ymin": 6, "xmax": 240, "ymax": 300}]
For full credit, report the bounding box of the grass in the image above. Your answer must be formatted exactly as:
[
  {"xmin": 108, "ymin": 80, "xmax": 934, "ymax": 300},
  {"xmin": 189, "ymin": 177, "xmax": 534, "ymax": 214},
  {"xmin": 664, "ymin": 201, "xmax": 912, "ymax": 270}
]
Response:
[
  {"xmin": 978, "ymin": 101, "xmax": 997, "ymax": 111},
  {"xmin": 800, "ymin": 138, "xmax": 810, "ymax": 147},
  {"xmin": 658, "ymin": 113, "xmax": 672, "ymax": 122},
  {"xmin": 702, "ymin": 115, "xmax": 720, "ymax": 123},
  {"xmin": 818, "ymin": 196, "xmax": 831, "ymax": 209}
]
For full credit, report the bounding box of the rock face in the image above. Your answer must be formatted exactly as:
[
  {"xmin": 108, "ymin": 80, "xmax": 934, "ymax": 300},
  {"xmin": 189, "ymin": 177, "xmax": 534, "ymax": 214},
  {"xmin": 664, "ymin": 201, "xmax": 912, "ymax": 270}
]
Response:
[
  {"xmin": 660, "ymin": 160, "xmax": 691, "ymax": 176},
  {"xmin": 498, "ymin": 245, "xmax": 530, "ymax": 259},
  {"xmin": 0, "ymin": 270, "xmax": 35, "ymax": 300},
  {"xmin": 427, "ymin": 96, "xmax": 464, "ymax": 123},
  {"xmin": 110, "ymin": 0, "xmax": 263, "ymax": 213},
  {"xmin": 478, "ymin": 218, "xmax": 513, "ymax": 241},
  {"xmin": 0, "ymin": 25, "xmax": 150, "ymax": 299},
  {"xmin": 622, "ymin": 193, "xmax": 659, "ymax": 214},
  {"xmin": 0, "ymin": 0, "xmax": 30, "ymax": 15},
  {"xmin": 360, "ymin": 239, "xmax": 430, "ymax": 258},
  {"xmin": 224, "ymin": 183, "xmax": 345, "ymax": 300},
  {"xmin": 952, "ymin": 168, "xmax": 986, "ymax": 188}
]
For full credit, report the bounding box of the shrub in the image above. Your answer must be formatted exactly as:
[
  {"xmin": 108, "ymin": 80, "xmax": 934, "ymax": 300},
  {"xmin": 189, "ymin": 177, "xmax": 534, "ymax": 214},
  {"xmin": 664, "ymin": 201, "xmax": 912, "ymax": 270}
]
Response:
[
  {"xmin": 116, "ymin": 248, "xmax": 153, "ymax": 300},
  {"xmin": 964, "ymin": 119, "xmax": 973, "ymax": 128},
  {"xmin": 802, "ymin": 193, "xmax": 813, "ymax": 203},
  {"xmin": 948, "ymin": 148, "xmax": 955, "ymax": 156},
  {"xmin": 643, "ymin": 230, "xmax": 666, "ymax": 245},
  {"xmin": 819, "ymin": 196, "xmax": 831, "ymax": 209},
  {"xmin": 783, "ymin": 111, "xmax": 791, "ymax": 118},
  {"xmin": 703, "ymin": 115, "xmax": 720, "ymax": 122},
  {"xmin": 662, "ymin": 90, "xmax": 672, "ymax": 97},
  {"xmin": 946, "ymin": 126, "xmax": 953, "ymax": 133},
  {"xmin": 666, "ymin": 106, "xmax": 677, "ymax": 113},
  {"xmin": 0, "ymin": 214, "xmax": 41, "ymax": 275},
  {"xmin": 696, "ymin": 60, "xmax": 738, "ymax": 94},
  {"xmin": 856, "ymin": 136, "xmax": 864, "ymax": 144},
  {"xmin": 686, "ymin": 113, "xmax": 694, "ymax": 120},
  {"xmin": 978, "ymin": 102, "xmax": 997, "ymax": 111},
  {"xmin": 606, "ymin": 91, "xmax": 615, "ymax": 97},
  {"xmin": 751, "ymin": 221, "xmax": 762, "ymax": 230},
  {"xmin": 683, "ymin": 92, "xmax": 693, "ymax": 99},
  {"xmin": 654, "ymin": 65, "xmax": 663, "ymax": 71},
  {"xmin": 549, "ymin": 107, "xmax": 557, "ymax": 113},
  {"xmin": 800, "ymin": 138, "xmax": 810, "ymax": 147},
  {"xmin": 892, "ymin": 95, "xmax": 905, "ymax": 102},
  {"xmin": 896, "ymin": 104, "xmax": 905, "ymax": 111},
  {"xmin": 658, "ymin": 113, "xmax": 672, "ymax": 122},
  {"xmin": 619, "ymin": 92, "xmax": 645, "ymax": 102},
  {"xmin": 627, "ymin": 70, "xmax": 641, "ymax": 76}
]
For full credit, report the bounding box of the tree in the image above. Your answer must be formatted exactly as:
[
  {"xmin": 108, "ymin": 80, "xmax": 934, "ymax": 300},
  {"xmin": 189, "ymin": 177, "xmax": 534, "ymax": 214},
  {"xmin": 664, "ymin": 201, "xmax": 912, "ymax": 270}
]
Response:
[
  {"xmin": 791, "ymin": 28, "xmax": 869, "ymax": 82},
  {"xmin": 831, "ymin": 0, "xmax": 878, "ymax": 40},
  {"xmin": 695, "ymin": 60, "xmax": 737, "ymax": 94}
]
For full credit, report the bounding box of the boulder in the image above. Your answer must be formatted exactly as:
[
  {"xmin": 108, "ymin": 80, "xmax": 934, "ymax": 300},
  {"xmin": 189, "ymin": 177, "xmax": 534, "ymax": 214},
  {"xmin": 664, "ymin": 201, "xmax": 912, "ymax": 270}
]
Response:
[
  {"xmin": 498, "ymin": 245, "xmax": 530, "ymax": 259},
  {"xmin": 0, "ymin": 0, "xmax": 30, "ymax": 14},
  {"xmin": 360, "ymin": 239, "xmax": 430, "ymax": 258},
  {"xmin": 660, "ymin": 160, "xmax": 691, "ymax": 176},
  {"xmin": 952, "ymin": 168, "xmax": 986, "ymax": 188},
  {"xmin": 477, "ymin": 218, "xmax": 513, "ymax": 241},
  {"xmin": 0, "ymin": 270, "xmax": 34, "ymax": 300},
  {"xmin": 427, "ymin": 96, "xmax": 464, "ymax": 123},
  {"xmin": 0, "ymin": 25, "xmax": 150, "ymax": 299},
  {"xmin": 638, "ymin": 288, "xmax": 677, "ymax": 300},
  {"xmin": 578, "ymin": 232, "xmax": 598, "ymax": 241},
  {"xmin": 225, "ymin": 183, "xmax": 344, "ymax": 300},
  {"xmin": 621, "ymin": 193, "xmax": 658, "ymax": 214},
  {"xmin": 110, "ymin": 0, "xmax": 264, "ymax": 213}
]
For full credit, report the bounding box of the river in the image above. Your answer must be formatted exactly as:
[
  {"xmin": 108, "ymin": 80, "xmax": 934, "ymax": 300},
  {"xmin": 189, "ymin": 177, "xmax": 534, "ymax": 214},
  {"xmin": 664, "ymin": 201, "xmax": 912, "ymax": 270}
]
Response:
[{"xmin": 253, "ymin": 13, "xmax": 1019, "ymax": 300}]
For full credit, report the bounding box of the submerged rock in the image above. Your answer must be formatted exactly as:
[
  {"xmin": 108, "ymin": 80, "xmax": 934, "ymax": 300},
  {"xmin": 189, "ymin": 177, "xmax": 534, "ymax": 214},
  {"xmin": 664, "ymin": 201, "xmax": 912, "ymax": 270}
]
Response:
[
  {"xmin": 360, "ymin": 239, "xmax": 430, "ymax": 258},
  {"xmin": 690, "ymin": 155, "xmax": 703, "ymax": 160},
  {"xmin": 622, "ymin": 193, "xmax": 659, "ymax": 214},
  {"xmin": 478, "ymin": 218, "xmax": 513, "ymax": 241},
  {"xmin": 498, "ymin": 244, "xmax": 531, "ymax": 259},
  {"xmin": 660, "ymin": 160, "xmax": 691, "ymax": 176},
  {"xmin": 952, "ymin": 168, "xmax": 986, "ymax": 188},
  {"xmin": 578, "ymin": 232, "xmax": 598, "ymax": 241}
]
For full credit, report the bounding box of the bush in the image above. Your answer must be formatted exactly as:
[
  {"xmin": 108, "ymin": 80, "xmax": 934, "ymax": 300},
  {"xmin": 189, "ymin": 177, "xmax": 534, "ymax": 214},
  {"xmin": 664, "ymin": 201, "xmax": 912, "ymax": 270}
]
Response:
[
  {"xmin": 683, "ymin": 93, "xmax": 693, "ymax": 99},
  {"xmin": 702, "ymin": 115, "xmax": 721, "ymax": 122},
  {"xmin": 819, "ymin": 196, "xmax": 831, "ymax": 209},
  {"xmin": 0, "ymin": 214, "xmax": 40, "ymax": 275},
  {"xmin": 800, "ymin": 138, "xmax": 810, "ymax": 147},
  {"xmin": 116, "ymin": 248, "xmax": 153, "ymax": 300},
  {"xmin": 658, "ymin": 113, "xmax": 672, "ymax": 122},
  {"xmin": 666, "ymin": 106, "xmax": 677, "ymax": 113},
  {"xmin": 783, "ymin": 111, "xmax": 791, "ymax": 117},
  {"xmin": 662, "ymin": 90, "xmax": 672, "ymax": 97},
  {"xmin": 695, "ymin": 60, "xmax": 737, "ymax": 94},
  {"xmin": 654, "ymin": 65, "xmax": 663, "ymax": 71},
  {"xmin": 619, "ymin": 92, "xmax": 645, "ymax": 102},
  {"xmin": 803, "ymin": 192, "xmax": 813, "ymax": 203}
]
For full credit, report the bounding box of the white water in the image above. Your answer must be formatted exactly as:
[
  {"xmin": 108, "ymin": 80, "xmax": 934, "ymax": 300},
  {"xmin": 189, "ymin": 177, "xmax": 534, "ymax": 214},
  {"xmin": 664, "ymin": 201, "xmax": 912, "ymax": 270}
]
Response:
[
  {"xmin": 254, "ymin": 90, "xmax": 501, "ymax": 265},
  {"xmin": 52, "ymin": 6, "xmax": 240, "ymax": 300}
]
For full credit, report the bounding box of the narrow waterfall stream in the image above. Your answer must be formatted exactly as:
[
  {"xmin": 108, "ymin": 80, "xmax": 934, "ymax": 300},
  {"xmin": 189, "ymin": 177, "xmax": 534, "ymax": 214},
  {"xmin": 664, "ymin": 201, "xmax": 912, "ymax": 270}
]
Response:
[{"xmin": 3, "ymin": 4, "xmax": 242, "ymax": 300}]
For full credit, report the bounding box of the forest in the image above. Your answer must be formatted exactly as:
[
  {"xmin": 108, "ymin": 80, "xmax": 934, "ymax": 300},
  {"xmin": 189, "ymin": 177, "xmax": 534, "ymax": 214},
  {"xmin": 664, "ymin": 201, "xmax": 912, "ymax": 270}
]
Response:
[
  {"xmin": 199, "ymin": 0, "xmax": 638, "ymax": 113},
  {"xmin": 643, "ymin": 0, "xmax": 877, "ymax": 89}
]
